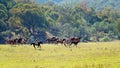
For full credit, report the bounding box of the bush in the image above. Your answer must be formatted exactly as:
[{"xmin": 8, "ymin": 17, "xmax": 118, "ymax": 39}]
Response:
[{"xmin": 101, "ymin": 36, "xmax": 111, "ymax": 42}]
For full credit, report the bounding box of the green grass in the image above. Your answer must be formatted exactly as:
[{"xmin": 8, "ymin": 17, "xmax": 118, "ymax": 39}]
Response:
[{"xmin": 0, "ymin": 41, "xmax": 120, "ymax": 68}]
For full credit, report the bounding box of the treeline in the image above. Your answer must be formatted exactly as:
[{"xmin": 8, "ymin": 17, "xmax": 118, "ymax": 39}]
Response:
[{"xmin": 0, "ymin": 0, "xmax": 120, "ymax": 43}]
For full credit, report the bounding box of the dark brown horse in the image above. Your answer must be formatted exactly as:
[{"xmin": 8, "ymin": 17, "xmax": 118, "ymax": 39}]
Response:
[
  {"xmin": 46, "ymin": 37, "xmax": 58, "ymax": 44},
  {"xmin": 56, "ymin": 38, "xmax": 67, "ymax": 46},
  {"xmin": 68, "ymin": 37, "xmax": 81, "ymax": 47},
  {"xmin": 21, "ymin": 38, "xmax": 29, "ymax": 44}
]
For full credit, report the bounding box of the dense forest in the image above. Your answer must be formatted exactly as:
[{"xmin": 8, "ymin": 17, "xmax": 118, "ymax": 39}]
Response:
[{"xmin": 0, "ymin": 0, "xmax": 120, "ymax": 43}]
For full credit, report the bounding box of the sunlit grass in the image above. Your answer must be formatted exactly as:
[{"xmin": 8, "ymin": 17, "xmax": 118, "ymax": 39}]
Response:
[{"xmin": 0, "ymin": 42, "xmax": 120, "ymax": 68}]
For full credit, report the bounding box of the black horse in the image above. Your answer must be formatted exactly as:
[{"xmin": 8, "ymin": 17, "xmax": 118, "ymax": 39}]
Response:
[{"xmin": 30, "ymin": 41, "xmax": 43, "ymax": 49}]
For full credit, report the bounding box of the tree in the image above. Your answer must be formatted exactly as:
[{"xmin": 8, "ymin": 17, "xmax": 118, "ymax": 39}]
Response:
[
  {"xmin": 8, "ymin": 3, "xmax": 50, "ymax": 38},
  {"xmin": 0, "ymin": 0, "xmax": 16, "ymax": 10},
  {"xmin": 0, "ymin": 20, "xmax": 7, "ymax": 32},
  {"xmin": 0, "ymin": 4, "xmax": 8, "ymax": 20},
  {"xmin": 115, "ymin": 18, "xmax": 120, "ymax": 39}
]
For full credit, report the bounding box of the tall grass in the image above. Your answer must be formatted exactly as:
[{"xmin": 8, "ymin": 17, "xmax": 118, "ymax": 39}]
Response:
[{"xmin": 0, "ymin": 42, "xmax": 120, "ymax": 68}]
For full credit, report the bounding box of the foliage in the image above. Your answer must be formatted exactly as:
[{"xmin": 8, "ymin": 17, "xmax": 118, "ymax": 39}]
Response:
[
  {"xmin": 0, "ymin": 0, "xmax": 16, "ymax": 10},
  {"xmin": 101, "ymin": 36, "xmax": 111, "ymax": 42},
  {"xmin": 115, "ymin": 18, "xmax": 120, "ymax": 39},
  {"xmin": 0, "ymin": 0, "xmax": 120, "ymax": 43}
]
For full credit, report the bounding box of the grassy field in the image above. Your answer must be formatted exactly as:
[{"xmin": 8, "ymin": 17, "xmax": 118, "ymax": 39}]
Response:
[{"xmin": 0, "ymin": 41, "xmax": 120, "ymax": 68}]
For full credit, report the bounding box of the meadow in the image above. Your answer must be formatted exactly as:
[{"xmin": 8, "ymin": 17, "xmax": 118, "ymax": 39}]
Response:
[{"xmin": 0, "ymin": 41, "xmax": 120, "ymax": 68}]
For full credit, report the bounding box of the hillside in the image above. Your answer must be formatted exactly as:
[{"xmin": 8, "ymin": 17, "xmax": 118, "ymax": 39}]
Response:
[
  {"xmin": 34, "ymin": 0, "xmax": 120, "ymax": 10},
  {"xmin": 0, "ymin": 0, "xmax": 120, "ymax": 43},
  {"xmin": 88, "ymin": 0, "xmax": 120, "ymax": 10}
]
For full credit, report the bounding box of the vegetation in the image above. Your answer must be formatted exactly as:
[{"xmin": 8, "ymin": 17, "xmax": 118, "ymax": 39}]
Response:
[
  {"xmin": 0, "ymin": 42, "xmax": 120, "ymax": 68},
  {"xmin": 0, "ymin": 1, "xmax": 119, "ymax": 68},
  {"xmin": 0, "ymin": 0, "xmax": 120, "ymax": 43}
]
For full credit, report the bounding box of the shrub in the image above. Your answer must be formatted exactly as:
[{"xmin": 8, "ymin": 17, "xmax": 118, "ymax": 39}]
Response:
[{"xmin": 101, "ymin": 36, "xmax": 111, "ymax": 42}]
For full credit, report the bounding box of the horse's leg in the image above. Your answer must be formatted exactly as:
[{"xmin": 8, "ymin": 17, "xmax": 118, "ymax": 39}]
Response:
[
  {"xmin": 33, "ymin": 44, "xmax": 36, "ymax": 49},
  {"xmin": 37, "ymin": 44, "xmax": 39, "ymax": 48},
  {"xmin": 39, "ymin": 44, "xmax": 41, "ymax": 48},
  {"xmin": 74, "ymin": 43, "xmax": 78, "ymax": 47},
  {"xmin": 39, "ymin": 45, "xmax": 41, "ymax": 48},
  {"xmin": 63, "ymin": 43, "xmax": 67, "ymax": 47},
  {"xmin": 69, "ymin": 42, "xmax": 72, "ymax": 48},
  {"xmin": 38, "ymin": 44, "xmax": 41, "ymax": 48}
]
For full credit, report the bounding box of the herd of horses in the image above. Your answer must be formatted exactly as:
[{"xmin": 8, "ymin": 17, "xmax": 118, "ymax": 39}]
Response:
[
  {"xmin": 6, "ymin": 37, "xmax": 81, "ymax": 49},
  {"xmin": 6, "ymin": 38, "xmax": 29, "ymax": 45},
  {"xmin": 46, "ymin": 37, "xmax": 81, "ymax": 47}
]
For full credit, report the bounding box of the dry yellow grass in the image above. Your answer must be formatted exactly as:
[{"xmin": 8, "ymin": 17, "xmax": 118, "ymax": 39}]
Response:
[{"xmin": 0, "ymin": 41, "xmax": 120, "ymax": 68}]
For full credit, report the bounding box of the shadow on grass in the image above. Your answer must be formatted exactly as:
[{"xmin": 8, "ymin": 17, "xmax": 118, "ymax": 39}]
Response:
[{"xmin": 37, "ymin": 48, "xmax": 44, "ymax": 51}]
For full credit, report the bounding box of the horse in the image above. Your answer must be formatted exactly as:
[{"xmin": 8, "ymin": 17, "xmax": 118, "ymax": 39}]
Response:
[
  {"xmin": 56, "ymin": 38, "xmax": 67, "ymax": 46},
  {"xmin": 30, "ymin": 41, "xmax": 43, "ymax": 49},
  {"xmin": 21, "ymin": 38, "xmax": 29, "ymax": 44},
  {"xmin": 46, "ymin": 37, "xmax": 58, "ymax": 44},
  {"xmin": 67, "ymin": 37, "xmax": 81, "ymax": 47},
  {"xmin": 6, "ymin": 38, "xmax": 18, "ymax": 45}
]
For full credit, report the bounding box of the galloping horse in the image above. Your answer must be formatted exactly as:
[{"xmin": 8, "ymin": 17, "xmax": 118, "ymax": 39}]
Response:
[
  {"xmin": 30, "ymin": 41, "xmax": 43, "ymax": 49},
  {"xmin": 68, "ymin": 37, "xmax": 81, "ymax": 47},
  {"xmin": 56, "ymin": 38, "xmax": 67, "ymax": 46},
  {"xmin": 46, "ymin": 37, "xmax": 58, "ymax": 44}
]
